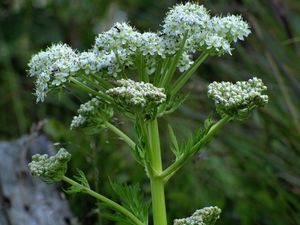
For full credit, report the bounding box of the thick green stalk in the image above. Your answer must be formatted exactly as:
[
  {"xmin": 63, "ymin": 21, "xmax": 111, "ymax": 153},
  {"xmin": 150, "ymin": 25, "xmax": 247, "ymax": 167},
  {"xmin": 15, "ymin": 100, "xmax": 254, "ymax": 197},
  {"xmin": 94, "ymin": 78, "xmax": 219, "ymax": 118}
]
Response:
[
  {"xmin": 159, "ymin": 116, "xmax": 231, "ymax": 181},
  {"xmin": 147, "ymin": 119, "xmax": 168, "ymax": 225},
  {"xmin": 62, "ymin": 176, "xmax": 144, "ymax": 225}
]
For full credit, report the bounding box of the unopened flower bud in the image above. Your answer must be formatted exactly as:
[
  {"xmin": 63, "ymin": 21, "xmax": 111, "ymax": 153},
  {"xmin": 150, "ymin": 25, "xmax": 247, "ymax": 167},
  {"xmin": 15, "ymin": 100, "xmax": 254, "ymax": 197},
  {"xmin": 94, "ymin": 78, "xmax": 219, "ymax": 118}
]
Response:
[
  {"xmin": 208, "ymin": 77, "xmax": 268, "ymax": 119},
  {"xmin": 174, "ymin": 206, "xmax": 221, "ymax": 225},
  {"xmin": 28, "ymin": 148, "xmax": 71, "ymax": 183}
]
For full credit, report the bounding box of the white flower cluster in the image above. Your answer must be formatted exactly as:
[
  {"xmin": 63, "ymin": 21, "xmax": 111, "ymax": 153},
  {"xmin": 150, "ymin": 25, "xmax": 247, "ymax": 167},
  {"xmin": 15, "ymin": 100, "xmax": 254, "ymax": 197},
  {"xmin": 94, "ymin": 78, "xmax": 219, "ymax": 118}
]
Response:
[
  {"xmin": 174, "ymin": 206, "xmax": 221, "ymax": 225},
  {"xmin": 94, "ymin": 22, "xmax": 139, "ymax": 73},
  {"xmin": 28, "ymin": 2, "xmax": 252, "ymax": 103},
  {"xmin": 94, "ymin": 23, "xmax": 168, "ymax": 75},
  {"xmin": 70, "ymin": 97, "xmax": 112, "ymax": 129},
  {"xmin": 140, "ymin": 32, "xmax": 165, "ymax": 57},
  {"xmin": 95, "ymin": 22, "xmax": 140, "ymax": 54},
  {"xmin": 209, "ymin": 15, "xmax": 251, "ymax": 42},
  {"xmin": 28, "ymin": 148, "xmax": 71, "ymax": 183},
  {"xmin": 78, "ymin": 51, "xmax": 116, "ymax": 76},
  {"xmin": 28, "ymin": 43, "xmax": 79, "ymax": 102},
  {"xmin": 162, "ymin": 2, "xmax": 251, "ymax": 55},
  {"xmin": 106, "ymin": 79, "xmax": 166, "ymax": 107},
  {"xmin": 178, "ymin": 52, "xmax": 194, "ymax": 72},
  {"xmin": 208, "ymin": 77, "xmax": 268, "ymax": 117},
  {"xmin": 140, "ymin": 32, "xmax": 166, "ymax": 74},
  {"xmin": 162, "ymin": 3, "xmax": 210, "ymax": 38}
]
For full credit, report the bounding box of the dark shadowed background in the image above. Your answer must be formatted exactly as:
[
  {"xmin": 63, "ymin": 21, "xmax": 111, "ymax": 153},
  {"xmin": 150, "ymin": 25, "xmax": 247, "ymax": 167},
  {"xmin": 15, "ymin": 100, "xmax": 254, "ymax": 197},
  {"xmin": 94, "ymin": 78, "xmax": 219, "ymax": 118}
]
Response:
[{"xmin": 0, "ymin": 0, "xmax": 299, "ymax": 225}]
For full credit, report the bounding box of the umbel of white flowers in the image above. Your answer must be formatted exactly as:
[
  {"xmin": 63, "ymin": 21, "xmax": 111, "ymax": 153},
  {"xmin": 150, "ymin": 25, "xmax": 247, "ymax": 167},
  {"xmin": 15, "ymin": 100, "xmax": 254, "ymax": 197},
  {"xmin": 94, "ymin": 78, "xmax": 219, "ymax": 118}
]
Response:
[
  {"xmin": 173, "ymin": 206, "xmax": 221, "ymax": 225},
  {"xmin": 28, "ymin": 148, "xmax": 71, "ymax": 183},
  {"xmin": 28, "ymin": 44, "xmax": 79, "ymax": 102},
  {"xmin": 28, "ymin": 2, "xmax": 251, "ymax": 102},
  {"xmin": 208, "ymin": 77, "xmax": 268, "ymax": 119}
]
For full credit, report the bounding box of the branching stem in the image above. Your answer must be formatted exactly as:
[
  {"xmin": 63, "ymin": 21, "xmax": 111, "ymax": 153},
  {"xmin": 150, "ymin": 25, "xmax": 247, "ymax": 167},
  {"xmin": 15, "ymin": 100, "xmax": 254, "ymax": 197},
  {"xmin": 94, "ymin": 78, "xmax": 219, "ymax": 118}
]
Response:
[
  {"xmin": 62, "ymin": 176, "xmax": 144, "ymax": 225},
  {"xmin": 170, "ymin": 52, "xmax": 208, "ymax": 96},
  {"xmin": 69, "ymin": 77, "xmax": 113, "ymax": 103},
  {"xmin": 147, "ymin": 119, "xmax": 168, "ymax": 225},
  {"xmin": 105, "ymin": 122, "xmax": 136, "ymax": 149},
  {"xmin": 159, "ymin": 32, "xmax": 188, "ymax": 87},
  {"xmin": 158, "ymin": 116, "xmax": 231, "ymax": 181}
]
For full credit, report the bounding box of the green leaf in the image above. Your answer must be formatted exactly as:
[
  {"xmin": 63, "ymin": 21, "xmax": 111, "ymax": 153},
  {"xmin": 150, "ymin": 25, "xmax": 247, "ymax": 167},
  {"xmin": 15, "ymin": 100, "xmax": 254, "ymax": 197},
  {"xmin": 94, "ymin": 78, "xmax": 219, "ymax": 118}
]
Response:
[
  {"xmin": 178, "ymin": 115, "xmax": 215, "ymax": 156},
  {"xmin": 203, "ymin": 114, "xmax": 214, "ymax": 136},
  {"xmin": 65, "ymin": 169, "xmax": 90, "ymax": 194},
  {"xmin": 74, "ymin": 169, "xmax": 90, "ymax": 188},
  {"xmin": 159, "ymin": 94, "xmax": 189, "ymax": 116},
  {"xmin": 64, "ymin": 183, "xmax": 83, "ymax": 194},
  {"xmin": 168, "ymin": 124, "xmax": 180, "ymax": 158},
  {"xmin": 97, "ymin": 203, "xmax": 134, "ymax": 225},
  {"xmin": 110, "ymin": 182, "xmax": 149, "ymax": 225}
]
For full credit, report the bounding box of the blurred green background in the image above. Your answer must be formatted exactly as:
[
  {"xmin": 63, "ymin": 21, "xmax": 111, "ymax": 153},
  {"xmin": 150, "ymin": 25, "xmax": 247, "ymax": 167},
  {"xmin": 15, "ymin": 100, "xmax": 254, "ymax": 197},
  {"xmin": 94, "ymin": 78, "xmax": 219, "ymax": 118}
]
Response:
[{"xmin": 0, "ymin": 0, "xmax": 299, "ymax": 225}]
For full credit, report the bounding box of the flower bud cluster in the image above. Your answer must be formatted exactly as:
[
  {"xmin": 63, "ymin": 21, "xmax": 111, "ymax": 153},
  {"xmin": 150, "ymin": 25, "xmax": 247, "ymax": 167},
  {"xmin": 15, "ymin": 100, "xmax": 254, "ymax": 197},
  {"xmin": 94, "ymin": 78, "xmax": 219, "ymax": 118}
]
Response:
[
  {"xmin": 162, "ymin": 2, "xmax": 251, "ymax": 55},
  {"xmin": 28, "ymin": 148, "xmax": 71, "ymax": 183},
  {"xmin": 174, "ymin": 206, "xmax": 221, "ymax": 225},
  {"xmin": 208, "ymin": 77, "xmax": 268, "ymax": 118},
  {"xmin": 28, "ymin": 44, "xmax": 79, "ymax": 102},
  {"xmin": 106, "ymin": 79, "xmax": 166, "ymax": 108},
  {"xmin": 70, "ymin": 97, "xmax": 113, "ymax": 129}
]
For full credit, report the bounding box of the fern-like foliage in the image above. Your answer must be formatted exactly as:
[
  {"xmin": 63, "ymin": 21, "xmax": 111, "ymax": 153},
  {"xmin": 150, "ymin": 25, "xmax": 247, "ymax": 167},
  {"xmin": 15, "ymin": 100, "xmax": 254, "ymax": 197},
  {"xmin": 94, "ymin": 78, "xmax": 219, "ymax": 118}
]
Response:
[
  {"xmin": 65, "ymin": 169, "xmax": 90, "ymax": 194},
  {"xmin": 100, "ymin": 182, "xmax": 149, "ymax": 225},
  {"xmin": 173, "ymin": 116, "xmax": 215, "ymax": 158},
  {"xmin": 168, "ymin": 124, "xmax": 180, "ymax": 158}
]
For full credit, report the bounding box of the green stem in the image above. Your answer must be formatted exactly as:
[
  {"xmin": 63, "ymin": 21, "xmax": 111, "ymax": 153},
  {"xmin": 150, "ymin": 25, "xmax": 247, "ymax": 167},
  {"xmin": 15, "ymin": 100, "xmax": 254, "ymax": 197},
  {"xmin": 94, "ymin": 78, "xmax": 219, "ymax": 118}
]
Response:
[
  {"xmin": 105, "ymin": 122, "xmax": 136, "ymax": 149},
  {"xmin": 147, "ymin": 119, "xmax": 168, "ymax": 225},
  {"xmin": 62, "ymin": 176, "xmax": 144, "ymax": 225},
  {"xmin": 90, "ymin": 73, "xmax": 113, "ymax": 89},
  {"xmin": 80, "ymin": 75, "xmax": 106, "ymax": 92},
  {"xmin": 170, "ymin": 52, "xmax": 209, "ymax": 96},
  {"xmin": 69, "ymin": 77, "xmax": 113, "ymax": 103},
  {"xmin": 158, "ymin": 58, "xmax": 172, "ymax": 87},
  {"xmin": 139, "ymin": 53, "xmax": 149, "ymax": 82},
  {"xmin": 153, "ymin": 59, "xmax": 163, "ymax": 85},
  {"xmin": 159, "ymin": 116, "xmax": 231, "ymax": 181},
  {"xmin": 159, "ymin": 32, "xmax": 188, "ymax": 87}
]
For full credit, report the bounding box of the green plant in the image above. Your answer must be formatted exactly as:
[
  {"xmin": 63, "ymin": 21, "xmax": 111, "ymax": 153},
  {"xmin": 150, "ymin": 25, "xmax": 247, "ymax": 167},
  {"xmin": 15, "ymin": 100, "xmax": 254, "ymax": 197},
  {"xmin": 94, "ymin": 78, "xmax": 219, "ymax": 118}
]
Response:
[{"xmin": 28, "ymin": 3, "xmax": 268, "ymax": 225}]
